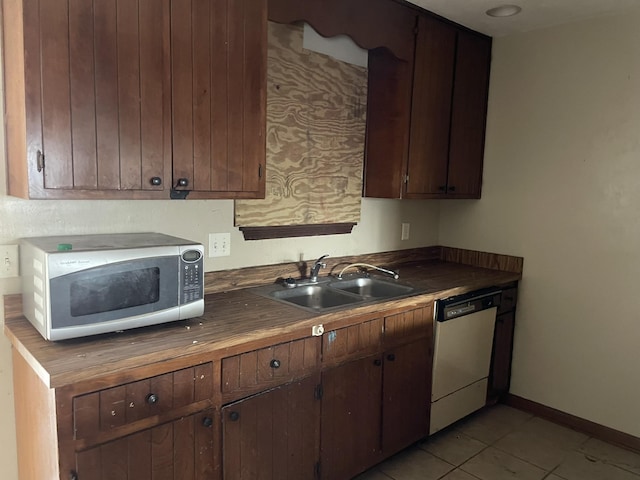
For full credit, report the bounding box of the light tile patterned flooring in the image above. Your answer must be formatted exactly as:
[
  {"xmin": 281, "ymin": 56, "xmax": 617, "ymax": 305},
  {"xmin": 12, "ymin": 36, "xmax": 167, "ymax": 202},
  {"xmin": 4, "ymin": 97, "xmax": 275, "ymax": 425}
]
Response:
[{"xmin": 356, "ymin": 405, "xmax": 640, "ymax": 480}]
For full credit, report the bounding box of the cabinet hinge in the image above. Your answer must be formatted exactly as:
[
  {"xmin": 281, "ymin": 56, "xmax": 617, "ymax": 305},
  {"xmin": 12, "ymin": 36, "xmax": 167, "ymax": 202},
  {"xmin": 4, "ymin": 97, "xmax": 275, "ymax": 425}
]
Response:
[
  {"xmin": 314, "ymin": 384, "xmax": 323, "ymax": 400},
  {"xmin": 36, "ymin": 150, "xmax": 45, "ymax": 172},
  {"xmin": 314, "ymin": 461, "xmax": 321, "ymax": 480}
]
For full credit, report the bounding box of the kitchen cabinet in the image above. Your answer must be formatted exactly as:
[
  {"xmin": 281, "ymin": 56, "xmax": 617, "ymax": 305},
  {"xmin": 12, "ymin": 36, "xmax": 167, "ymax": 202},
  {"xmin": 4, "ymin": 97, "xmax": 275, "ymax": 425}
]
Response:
[
  {"xmin": 75, "ymin": 408, "xmax": 216, "ymax": 479},
  {"xmin": 221, "ymin": 374, "xmax": 321, "ymax": 480},
  {"xmin": 320, "ymin": 305, "xmax": 432, "ymax": 478},
  {"xmin": 488, "ymin": 286, "xmax": 518, "ymax": 402},
  {"xmin": 11, "ymin": 348, "xmax": 216, "ymax": 480},
  {"xmin": 365, "ymin": 14, "xmax": 492, "ymax": 199},
  {"xmin": 170, "ymin": 0, "xmax": 266, "ymax": 199},
  {"xmin": 2, "ymin": 0, "xmax": 266, "ymax": 200}
]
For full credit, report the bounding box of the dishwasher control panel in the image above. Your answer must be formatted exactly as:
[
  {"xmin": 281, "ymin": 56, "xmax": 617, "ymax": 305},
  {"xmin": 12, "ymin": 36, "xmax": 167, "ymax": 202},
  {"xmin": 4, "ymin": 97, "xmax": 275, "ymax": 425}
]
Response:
[{"xmin": 437, "ymin": 288, "xmax": 502, "ymax": 321}]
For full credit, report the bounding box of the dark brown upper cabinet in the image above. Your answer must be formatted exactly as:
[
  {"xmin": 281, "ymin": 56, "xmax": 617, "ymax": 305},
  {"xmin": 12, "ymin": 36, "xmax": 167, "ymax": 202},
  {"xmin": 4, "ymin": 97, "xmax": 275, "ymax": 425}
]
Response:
[
  {"xmin": 365, "ymin": 14, "xmax": 492, "ymax": 199},
  {"xmin": 171, "ymin": 0, "xmax": 266, "ymax": 200},
  {"xmin": 2, "ymin": 0, "xmax": 266, "ymax": 200}
]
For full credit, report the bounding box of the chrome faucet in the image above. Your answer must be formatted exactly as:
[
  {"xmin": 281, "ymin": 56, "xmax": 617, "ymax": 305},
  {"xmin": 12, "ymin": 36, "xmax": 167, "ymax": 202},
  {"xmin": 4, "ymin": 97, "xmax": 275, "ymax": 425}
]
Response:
[{"xmin": 310, "ymin": 254, "xmax": 329, "ymax": 283}]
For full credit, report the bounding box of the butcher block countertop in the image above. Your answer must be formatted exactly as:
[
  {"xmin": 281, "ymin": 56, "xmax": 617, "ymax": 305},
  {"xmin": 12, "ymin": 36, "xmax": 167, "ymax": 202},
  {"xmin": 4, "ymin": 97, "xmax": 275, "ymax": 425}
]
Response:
[{"xmin": 3, "ymin": 246, "xmax": 522, "ymax": 390}]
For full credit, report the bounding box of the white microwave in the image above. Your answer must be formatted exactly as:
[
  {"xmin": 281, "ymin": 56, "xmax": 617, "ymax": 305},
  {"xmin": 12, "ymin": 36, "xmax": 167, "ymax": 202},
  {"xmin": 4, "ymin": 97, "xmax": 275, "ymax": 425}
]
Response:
[{"xmin": 20, "ymin": 233, "xmax": 205, "ymax": 341}]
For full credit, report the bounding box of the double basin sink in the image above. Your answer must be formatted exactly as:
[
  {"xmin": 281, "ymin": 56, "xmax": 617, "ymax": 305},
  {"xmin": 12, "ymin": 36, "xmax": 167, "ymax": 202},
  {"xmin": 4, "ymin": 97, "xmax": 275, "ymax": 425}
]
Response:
[{"xmin": 252, "ymin": 275, "xmax": 420, "ymax": 313}]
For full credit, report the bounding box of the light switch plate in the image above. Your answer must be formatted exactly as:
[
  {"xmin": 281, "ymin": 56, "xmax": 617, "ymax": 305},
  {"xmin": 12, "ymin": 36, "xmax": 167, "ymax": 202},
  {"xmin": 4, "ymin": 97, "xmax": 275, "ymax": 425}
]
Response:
[
  {"xmin": 209, "ymin": 233, "xmax": 231, "ymax": 257},
  {"xmin": 0, "ymin": 245, "xmax": 19, "ymax": 278},
  {"xmin": 401, "ymin": 223, "xmax": 410, "ymax": 241}
]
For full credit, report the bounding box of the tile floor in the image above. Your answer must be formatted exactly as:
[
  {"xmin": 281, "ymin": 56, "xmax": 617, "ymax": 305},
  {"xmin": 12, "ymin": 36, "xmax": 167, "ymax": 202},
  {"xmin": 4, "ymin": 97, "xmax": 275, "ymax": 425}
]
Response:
[{"xmin": 355, "ymin": 404, "xmax": 640, "ymax": 480}]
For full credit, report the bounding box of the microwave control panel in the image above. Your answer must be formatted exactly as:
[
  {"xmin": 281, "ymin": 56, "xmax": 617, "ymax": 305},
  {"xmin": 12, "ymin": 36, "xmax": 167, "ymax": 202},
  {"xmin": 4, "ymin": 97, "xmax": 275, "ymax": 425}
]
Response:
[{"xmin": 180, "ymin": 249, "xmax": 204, "ymax": 304}]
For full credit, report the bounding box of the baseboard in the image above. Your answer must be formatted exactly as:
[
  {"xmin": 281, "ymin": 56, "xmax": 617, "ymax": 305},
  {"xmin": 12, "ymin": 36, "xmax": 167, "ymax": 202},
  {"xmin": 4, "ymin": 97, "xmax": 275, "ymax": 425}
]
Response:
[{"xmin": 504, "ymin": 394, "xmax": 640, "ymax": 453}]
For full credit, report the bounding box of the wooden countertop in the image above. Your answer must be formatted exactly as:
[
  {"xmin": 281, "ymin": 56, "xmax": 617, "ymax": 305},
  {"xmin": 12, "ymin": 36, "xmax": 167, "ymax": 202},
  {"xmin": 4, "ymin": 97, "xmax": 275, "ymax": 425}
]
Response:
[{"xmin": 4, "ymin": 253, "xmax": 521, "ymax": 390}]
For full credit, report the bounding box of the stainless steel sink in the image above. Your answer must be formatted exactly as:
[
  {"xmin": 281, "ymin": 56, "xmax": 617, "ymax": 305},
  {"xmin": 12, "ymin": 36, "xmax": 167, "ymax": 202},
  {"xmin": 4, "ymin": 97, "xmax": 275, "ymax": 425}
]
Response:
[
  {"xmin": 269, "ymin": 284, "xmax": 362, "ymax": 311},
  {"xmin": 251, "ymin": 273, "xmax": 420, "ymax": 314},
  {"xmin": 328, "ymin": 277, "xmax": 415, "ymax": 299}
]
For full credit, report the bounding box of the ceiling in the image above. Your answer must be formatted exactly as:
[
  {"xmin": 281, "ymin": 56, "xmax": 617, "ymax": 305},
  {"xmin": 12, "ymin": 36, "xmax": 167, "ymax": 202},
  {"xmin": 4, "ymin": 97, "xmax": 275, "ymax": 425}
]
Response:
[{"xmin": 406, "ymin": 0, "xmax": 640, "ymax": 37}]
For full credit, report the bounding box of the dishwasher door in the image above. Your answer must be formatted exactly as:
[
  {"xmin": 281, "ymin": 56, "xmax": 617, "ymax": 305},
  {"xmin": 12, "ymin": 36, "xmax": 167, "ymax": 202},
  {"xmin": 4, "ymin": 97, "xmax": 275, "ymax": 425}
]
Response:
[{"xmin": 430, "ymin": 303, "xmax": 498, "ymax": 434}]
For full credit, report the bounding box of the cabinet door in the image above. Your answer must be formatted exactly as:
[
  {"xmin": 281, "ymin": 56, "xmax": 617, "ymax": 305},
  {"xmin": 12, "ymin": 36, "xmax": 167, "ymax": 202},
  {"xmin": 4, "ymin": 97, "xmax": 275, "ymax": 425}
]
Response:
[
  {"xmin": 222, "ymin": 374, "xmax": 320, "ymax": 480},
  {"xmin": 488, "ymin": 311, "xmax": 516, "ymax": 400},
  {"xmin": 12, "ymin": 0, "xmax": 170, "ymax": 197},
  {"xmin": 321, "ymin": 355, "xmax": 383, "ymax": 480},
  {"xmin": 447, "ymin": 30, "xmax": 492, "ymax": 197},
  {"xmin": 382, "ymin": 341, "xmax": 431, "ymax": 456},
  {"xmin": 406, "ymin": 15, "xmax": 456, "ymax": 197},
  {"xmin": 75, "ymin": 408, "xmax": 215, "ymax": 479},
  {"xmin": 171, "ymin": 0, "xmax": 266, "ymax": 199}
]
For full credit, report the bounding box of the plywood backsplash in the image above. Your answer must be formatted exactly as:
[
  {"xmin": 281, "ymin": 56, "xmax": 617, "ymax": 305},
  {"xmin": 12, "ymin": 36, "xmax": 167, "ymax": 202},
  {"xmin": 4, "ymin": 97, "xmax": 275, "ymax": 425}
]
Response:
[{"xmin": 235, "ymin": 21, "xmax": 367, "ymax": 227}]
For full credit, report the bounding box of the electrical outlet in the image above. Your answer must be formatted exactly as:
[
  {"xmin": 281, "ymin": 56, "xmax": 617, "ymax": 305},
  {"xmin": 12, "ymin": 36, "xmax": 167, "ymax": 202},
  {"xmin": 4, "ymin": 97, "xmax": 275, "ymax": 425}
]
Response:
[
  {"xmin": 208, "ymin": 233, "xmax": 231, "ymax": 257},
  {"xmin": 0, "ymin": 245, "xmax": 19, "ymax": 278},
  {"xmin": 401, "ymin": 223, "xmax": 410, "ymax": 241}
]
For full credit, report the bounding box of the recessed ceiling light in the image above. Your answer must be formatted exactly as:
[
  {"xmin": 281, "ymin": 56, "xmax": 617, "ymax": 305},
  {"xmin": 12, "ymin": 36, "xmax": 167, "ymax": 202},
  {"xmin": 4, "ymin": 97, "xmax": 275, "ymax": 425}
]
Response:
[{"xmin": 486, "ymin": 4, "xmax": 522, "ymax": 17}]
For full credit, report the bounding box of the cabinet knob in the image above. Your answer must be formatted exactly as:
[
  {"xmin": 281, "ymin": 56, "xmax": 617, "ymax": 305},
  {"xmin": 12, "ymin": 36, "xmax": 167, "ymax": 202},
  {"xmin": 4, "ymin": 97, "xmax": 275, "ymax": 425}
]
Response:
[
  {"xmin": 146, "ymin": 393, "xmax": 159, "ymax": 405},
  {"xmin": 387, "ymin": 354, "xmax": 396, "ymax": 362},
  {"xmin": 70, "ymin": 471, "xmax": 78, "ymax": 480},
  {"xmin": 373, "ymin": 359, "xmax": 382, "ymax": 367},
  {"xmin": 150, "ymin": 176, "xmax": 162, "ymax": 186},
  {"xmin": 229, "ymin": 411, "xmax": 240, "ymax": 422},
  {"xmin": 202, "ymin": 417, "xmax": 213, "ymax": 428},
  {"xmin": 448, "ymin": 186, "xmax": 456, "ymax": 192},
  {"xmin": 176, "ymin": 178, "xmax": 189, "ymax": 187},
  {"xmin": 270, "ymin": 359, "xmax": 281, "ymax": 369}
]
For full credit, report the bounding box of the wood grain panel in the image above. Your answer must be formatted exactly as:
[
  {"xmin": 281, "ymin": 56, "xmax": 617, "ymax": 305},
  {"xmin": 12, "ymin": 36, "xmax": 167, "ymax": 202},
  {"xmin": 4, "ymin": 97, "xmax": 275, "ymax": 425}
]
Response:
[
  {"xmin": 69, "ymin": 0, "xmax": 98, "ymax": 189},
  {"xmin": 209, "ymin": 0, "xmax": 230, "ymax": 192},
  {"xmin": 406, "ymin": 15, "xmax": 456, "ymax": 196},
  {"xmin": 364, "ymin": 47, "xmax": 412, "ymax": 198},
  {"xmin": 382, "ymin": 340, "xmax": 431, "ymax": 456},
  {"xmin": 192, "ymin": 0, "xmax": 213, "ymax": 191},
  {"xmin": 322, "ymin": 318, "xmax": 383, "ymax": 367},
  {"xmin": 440, "ymin": 247, "xmax": 524, "ymax": 274},
  {"xmin": 12, "ymin": 350, "xmax": 60, "ymax": 480},
  {"xmin": 202, "ymin": 247, "xmax": 442, "ymax": 294},
  {"xmin": 235, "ymin": 21, "xmax": 366, "ymax": 227},
  {"xmin": 221, "ymin": 337, "xmax": 320, "ymax": 401},
  {"xmin": 94, "ymin": 0, "xmax": 121, "ymax": 189},
  {"xmin": 170, "ymin": 0, "xmax": 195, "ymax": 187},
  {"xmin": 321, "ymin": 356, "xmax": 382, "ymax": 479},
  {"xmin": 222, "ymin": 375, "xmax": 320, "ymax": 480},
  {"xmin": 384, "ymin": 306, "xmax": 432, "ymax": 349},
  {"xmin": 268, "ymin": 0, "xmax": 416, "ymax": 62},
  {"xmin": 447, "ymin": 30, "xmax": 492, "ymax": 197},
  {"xmin": 139, "ymin": 0, "xmax": 169, "ymax": 191},
  {"xmin": 40, "ymin": 0, "xmax": 73, "ymax": 189},
  {"xmin": 117, "ymin": 0, "xmax": 143, "ymax": 190}
]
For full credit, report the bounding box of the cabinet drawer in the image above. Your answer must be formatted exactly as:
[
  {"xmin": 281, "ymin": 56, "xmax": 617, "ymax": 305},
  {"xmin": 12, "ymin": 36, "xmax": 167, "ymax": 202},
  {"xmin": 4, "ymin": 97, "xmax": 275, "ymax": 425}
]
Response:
[
  {"xmin": 73, "ymin": 363, "xmax": 213, "ymax": 440},
  {"xmin": 384, "ymin": 305, "xmax": 433, "ymax": 348},
  {"xmin": 221, "ymin": 337, "xmax": 320, "ymax": 399},
  {"xmin": 498, "ymin": 288, "xmax": 518, "ymax": 315},
  {"xmin": 323, "ymin": 317, "xmax": 383, "ymax": 367}
]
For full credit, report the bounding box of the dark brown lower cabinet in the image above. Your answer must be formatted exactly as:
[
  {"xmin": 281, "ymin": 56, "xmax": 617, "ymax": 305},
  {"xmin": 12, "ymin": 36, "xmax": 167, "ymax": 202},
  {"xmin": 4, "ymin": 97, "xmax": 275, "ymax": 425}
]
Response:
[
  {"xmin": 221, "ymin": 374, "xmax": 321, "ymax": 480},
  {"xmin": 321, "ymin": 340, "xmax": 431, "ymax": 479},
  {"xmin": 488, "ymin": 311, "xmax": 516, "ymax": 401},
  {"xmin": 382, "ymin": 340, "xmax": 431, "ymax": 457},
  {"xmin": 75, "ymin": 408, "xmax": 216, "ymax": 479},
  {"xmin": 321, "ymin": 355, "xmax": 383, "ymax": 480}
]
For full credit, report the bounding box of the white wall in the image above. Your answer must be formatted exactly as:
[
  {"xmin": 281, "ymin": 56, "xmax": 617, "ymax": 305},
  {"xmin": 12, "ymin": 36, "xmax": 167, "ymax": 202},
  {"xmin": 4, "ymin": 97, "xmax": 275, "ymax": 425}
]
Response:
[{"xmin": 439, "ymin": 8, "xmax": 640, "ymax": 437}]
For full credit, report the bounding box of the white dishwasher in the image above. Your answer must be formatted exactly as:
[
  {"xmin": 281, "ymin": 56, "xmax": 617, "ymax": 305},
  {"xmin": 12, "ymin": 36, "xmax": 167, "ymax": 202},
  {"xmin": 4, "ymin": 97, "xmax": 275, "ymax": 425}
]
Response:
[{"xmin": 430, "ymin": 288, "xmax": 501, "ymax": 434}]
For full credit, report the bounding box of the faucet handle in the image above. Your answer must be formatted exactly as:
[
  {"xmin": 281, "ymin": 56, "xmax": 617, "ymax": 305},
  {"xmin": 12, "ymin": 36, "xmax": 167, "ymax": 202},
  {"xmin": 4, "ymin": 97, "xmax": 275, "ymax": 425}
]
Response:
[{"xmin": 315, "ymin": 254, "xmax": 329, "ymax": 266}]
